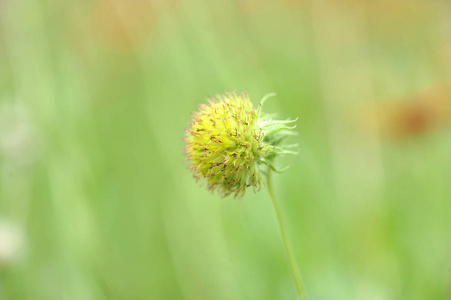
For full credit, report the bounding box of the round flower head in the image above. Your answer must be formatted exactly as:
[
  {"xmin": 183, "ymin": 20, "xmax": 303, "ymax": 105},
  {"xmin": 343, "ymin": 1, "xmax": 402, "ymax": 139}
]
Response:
[{"xmin": 185, "ymin": 91, "xmax": 297, "ymax": 197}]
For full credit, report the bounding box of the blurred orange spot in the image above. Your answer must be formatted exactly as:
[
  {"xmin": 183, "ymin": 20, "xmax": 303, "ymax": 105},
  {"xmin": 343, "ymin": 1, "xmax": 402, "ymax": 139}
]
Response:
[
  {"xmin": 374, "ymin": 86, "xmax": 451, "ymax": 139},
  {"xmin": 91, "ymin": 0, "xmax": 155, "ymax": 51}
]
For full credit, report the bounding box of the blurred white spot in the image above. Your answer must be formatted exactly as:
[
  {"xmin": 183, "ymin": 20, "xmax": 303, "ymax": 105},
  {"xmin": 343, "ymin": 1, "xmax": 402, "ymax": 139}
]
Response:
[
  {"xmin": 0, "ymin": 219, "xmax": 25, "ymax": 266},
  {"xmin": 0, "ymin": 100, "xmax": 36, "ymax": 167}
]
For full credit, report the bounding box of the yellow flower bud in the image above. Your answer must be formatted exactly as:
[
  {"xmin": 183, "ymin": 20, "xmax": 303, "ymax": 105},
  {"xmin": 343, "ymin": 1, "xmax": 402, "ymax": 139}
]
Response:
[{"xmin": 185, "ymin": 91, "xmax": 297, "ymax": 197}]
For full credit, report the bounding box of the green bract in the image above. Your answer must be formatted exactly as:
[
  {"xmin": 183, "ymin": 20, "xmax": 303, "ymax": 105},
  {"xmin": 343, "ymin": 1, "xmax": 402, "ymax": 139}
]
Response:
[{"xmin": 184, "ymin": 91, "xmax": 297, "ymax": 197}]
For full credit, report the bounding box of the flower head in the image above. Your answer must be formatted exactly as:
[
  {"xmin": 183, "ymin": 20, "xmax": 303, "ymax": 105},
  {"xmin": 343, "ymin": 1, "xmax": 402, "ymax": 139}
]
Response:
[{"xmin": 184, "ymin": 91, "xmax": 297, "ymax": 197}]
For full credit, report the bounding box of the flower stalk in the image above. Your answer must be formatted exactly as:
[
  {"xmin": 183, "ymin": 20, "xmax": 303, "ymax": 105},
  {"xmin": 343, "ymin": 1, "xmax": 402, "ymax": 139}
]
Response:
[{"xmin": 266, "ymin": 171, "xmax": 307, "ymax": 300}]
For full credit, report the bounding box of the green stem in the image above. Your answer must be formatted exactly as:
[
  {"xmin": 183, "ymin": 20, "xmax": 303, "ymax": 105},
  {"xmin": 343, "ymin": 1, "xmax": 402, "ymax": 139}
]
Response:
[{"xmin": 266, "ymin": 171, "xmax": 307, "ymax": 300}]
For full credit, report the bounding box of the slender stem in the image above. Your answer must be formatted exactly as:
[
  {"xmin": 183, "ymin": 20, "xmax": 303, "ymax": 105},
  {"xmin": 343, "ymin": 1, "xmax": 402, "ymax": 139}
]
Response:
[{"xmin": 266, "ymin": 171, "xmax": 307, "ymax": 300}]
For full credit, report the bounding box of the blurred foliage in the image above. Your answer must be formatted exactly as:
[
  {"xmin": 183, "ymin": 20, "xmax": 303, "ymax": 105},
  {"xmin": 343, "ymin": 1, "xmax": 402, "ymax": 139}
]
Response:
[{"xmin": 0, "ymin": 0, "xmax": 451, "ymax": 299}]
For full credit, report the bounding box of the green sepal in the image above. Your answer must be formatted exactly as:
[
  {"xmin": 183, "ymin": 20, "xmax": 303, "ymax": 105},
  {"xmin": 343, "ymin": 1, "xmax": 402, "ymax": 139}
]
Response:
[{"xmin": 260, "ymin": 158, "xmax": 290, "ymax": 173}]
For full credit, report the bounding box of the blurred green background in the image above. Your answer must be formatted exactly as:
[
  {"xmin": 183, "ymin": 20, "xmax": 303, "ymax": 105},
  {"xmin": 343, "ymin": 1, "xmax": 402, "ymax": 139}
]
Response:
[{"xmin": 1, "ymin": 0, "xmax": 451, "ymax": 299}]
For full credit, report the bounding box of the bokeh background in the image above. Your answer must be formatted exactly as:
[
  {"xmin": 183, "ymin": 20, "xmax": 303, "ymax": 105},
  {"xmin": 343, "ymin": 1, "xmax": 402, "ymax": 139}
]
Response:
[{"xmin": 1, "ymin": 0, "xmax": 451, "ymax": 299}]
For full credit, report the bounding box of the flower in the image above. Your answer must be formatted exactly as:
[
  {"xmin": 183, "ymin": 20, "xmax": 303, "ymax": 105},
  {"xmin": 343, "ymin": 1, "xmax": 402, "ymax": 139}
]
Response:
[{"xmin": 184, "ymin": 91, "xmax": 297, "ymax": 197}]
